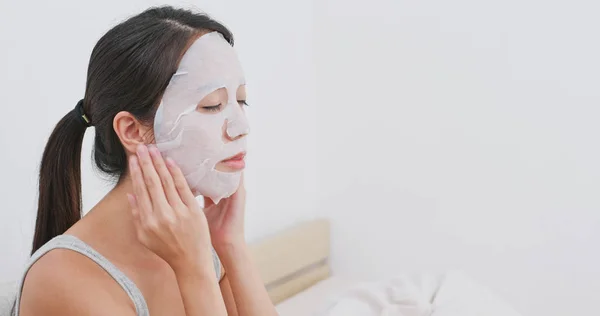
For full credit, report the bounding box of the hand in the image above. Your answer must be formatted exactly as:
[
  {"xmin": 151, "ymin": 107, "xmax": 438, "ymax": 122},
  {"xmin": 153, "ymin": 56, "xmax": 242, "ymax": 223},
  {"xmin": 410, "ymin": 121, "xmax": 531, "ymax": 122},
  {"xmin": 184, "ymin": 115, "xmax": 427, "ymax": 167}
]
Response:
[
  {"xmin": 127, "ymin": 144, "xmax": 213, "ymax": 271},
  {"xmin": 204, "ymin": 174, "xmax": 247, "ymax": 250}
]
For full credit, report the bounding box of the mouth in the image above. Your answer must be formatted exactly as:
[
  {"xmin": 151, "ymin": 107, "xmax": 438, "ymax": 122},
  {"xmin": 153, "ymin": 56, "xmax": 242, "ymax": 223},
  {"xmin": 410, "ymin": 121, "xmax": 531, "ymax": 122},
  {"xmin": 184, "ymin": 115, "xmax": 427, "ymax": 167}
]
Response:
[{"xmin": 218, "ymin": 152, "xmax": 246, "ymax": 171}]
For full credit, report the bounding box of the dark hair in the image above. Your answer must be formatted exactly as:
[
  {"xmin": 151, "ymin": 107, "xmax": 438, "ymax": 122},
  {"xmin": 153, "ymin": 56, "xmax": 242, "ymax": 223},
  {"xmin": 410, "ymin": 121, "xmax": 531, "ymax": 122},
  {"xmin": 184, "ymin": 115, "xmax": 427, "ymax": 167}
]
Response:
[{"xmin": 31, "ymin": 6, "xmax": 233, "ymax": 254}]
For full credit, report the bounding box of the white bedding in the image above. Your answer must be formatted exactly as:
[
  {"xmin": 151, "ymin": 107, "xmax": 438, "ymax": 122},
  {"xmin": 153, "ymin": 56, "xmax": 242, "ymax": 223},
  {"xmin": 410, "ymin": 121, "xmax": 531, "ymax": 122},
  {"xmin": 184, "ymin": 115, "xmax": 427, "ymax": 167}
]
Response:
[
  {"xmin": 277, "ymin": 272, "xmax": 523, "ymax": 316},
  {"xmin": 276, "ymin": 276, "xmax": 361, "ymax": 316}
]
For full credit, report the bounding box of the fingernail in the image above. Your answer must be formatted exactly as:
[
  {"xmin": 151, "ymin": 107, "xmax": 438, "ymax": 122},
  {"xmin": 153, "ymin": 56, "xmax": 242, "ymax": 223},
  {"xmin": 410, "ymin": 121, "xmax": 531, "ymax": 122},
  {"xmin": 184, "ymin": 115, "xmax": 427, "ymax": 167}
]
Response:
[
  {"xmin": 149, "ymin": 146, "xmax": 160, "ymax": 157},
  {"xmin": 126, "ymin": 193, "xmax": 137, "ymax": 207},
  {"xmin": 166, "ymin": 157, "xmax": 176, "ymax": 167}
]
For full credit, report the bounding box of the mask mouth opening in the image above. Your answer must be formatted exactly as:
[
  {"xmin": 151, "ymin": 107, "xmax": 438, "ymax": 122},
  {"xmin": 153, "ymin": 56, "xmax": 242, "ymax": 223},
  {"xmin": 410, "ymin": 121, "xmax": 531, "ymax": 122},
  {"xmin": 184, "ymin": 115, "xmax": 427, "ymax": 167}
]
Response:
[{"xmin": 220, "ymin": 151, "xmax": 246, "ymax": 163}]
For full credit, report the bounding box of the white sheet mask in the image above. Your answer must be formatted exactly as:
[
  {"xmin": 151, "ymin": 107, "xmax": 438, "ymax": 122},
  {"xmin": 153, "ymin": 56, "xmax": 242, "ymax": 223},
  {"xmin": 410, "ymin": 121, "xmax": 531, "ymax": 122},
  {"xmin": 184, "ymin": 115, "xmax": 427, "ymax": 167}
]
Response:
[{"xmin": 154, "ymin": 32, "xmax": 249, "ymax": 204}]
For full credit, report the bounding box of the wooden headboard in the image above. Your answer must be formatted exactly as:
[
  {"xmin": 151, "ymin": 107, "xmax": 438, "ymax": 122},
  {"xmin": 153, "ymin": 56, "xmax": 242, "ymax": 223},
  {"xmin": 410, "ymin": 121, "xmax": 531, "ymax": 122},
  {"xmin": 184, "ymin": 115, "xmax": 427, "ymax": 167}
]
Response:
[{"xmin": 248, "ymin": 219, "xmax": 331, "ymax": 304}]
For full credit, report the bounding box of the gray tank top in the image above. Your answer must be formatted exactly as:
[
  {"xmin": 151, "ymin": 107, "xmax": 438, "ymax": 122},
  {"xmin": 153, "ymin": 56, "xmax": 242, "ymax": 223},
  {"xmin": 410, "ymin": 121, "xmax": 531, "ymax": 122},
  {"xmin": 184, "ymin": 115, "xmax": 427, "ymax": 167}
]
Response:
[{"xmin": 12, "ymin": 235, "xmax": 222, "ymax": 316}]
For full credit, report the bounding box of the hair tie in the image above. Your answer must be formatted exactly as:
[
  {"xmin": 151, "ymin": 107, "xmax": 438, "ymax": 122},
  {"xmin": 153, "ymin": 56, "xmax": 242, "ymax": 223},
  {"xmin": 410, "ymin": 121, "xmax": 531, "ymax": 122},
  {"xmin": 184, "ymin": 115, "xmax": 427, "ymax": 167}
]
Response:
[{"xmin": 75, "ymin": 99, "xmax": 91, "ymax": 127}]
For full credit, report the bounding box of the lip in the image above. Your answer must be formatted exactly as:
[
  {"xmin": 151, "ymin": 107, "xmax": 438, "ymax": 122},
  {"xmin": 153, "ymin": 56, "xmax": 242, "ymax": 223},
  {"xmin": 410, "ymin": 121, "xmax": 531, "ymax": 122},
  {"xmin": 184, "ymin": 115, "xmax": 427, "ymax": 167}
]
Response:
[{"xmin": 219, "ymin": 152, "xmax": 246, "ymax": 170}]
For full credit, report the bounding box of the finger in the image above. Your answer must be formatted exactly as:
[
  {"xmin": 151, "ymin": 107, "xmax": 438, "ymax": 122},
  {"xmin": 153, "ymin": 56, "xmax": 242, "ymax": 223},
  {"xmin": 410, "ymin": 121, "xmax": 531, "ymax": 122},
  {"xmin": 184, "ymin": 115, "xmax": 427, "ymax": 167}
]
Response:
[
  {"xmin": 127, "ymin": 193, "xmax": 138, "ymax": 215},
  {"xmin": 165, "ymin": 157, "xmax": 197, "ymax": 207},
  {"xmin": 148, "ymin": 146, "xmax": 183, "ymax": 208},
  {"xmin": 136, "ymin": 144, "xmax": 170, "ymax": 209},
  {"xmin": 127, "ymin": 193, "xmax": 142, "ymax": 223},
  {"xmin": 129, "ymin": 156, "xmax": 153, "ymax": 218}
]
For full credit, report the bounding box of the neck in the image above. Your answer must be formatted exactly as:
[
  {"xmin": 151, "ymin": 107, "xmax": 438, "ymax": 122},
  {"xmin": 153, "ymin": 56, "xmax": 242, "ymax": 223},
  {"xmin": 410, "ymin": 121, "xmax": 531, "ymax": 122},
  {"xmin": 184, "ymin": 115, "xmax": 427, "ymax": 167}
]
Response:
[
  {"xmin": 69, "ymin": 176, "xmax": 140, "ymax": 251},
  {"xmin": 66, "ymin": 176, "xmax": 169, "ymax": 271}
]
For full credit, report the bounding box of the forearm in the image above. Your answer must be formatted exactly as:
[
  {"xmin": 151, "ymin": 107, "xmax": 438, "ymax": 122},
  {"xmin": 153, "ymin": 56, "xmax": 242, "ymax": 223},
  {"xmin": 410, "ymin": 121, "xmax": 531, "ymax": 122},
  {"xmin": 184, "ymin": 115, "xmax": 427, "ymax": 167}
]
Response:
[
  {"xmin": 173, "ymin": 259, "xmax": 228, "ymax": 316},
  {"xmin": 216, "ymin": 242, "xmax": 278, "ymax": 316}
]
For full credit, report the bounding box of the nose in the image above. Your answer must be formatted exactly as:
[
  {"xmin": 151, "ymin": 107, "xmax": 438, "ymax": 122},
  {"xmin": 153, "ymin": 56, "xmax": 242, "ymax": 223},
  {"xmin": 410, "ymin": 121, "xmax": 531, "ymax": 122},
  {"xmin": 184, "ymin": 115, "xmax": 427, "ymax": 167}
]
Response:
[
  {"xmin": 223, "ymin": 121, "xmax": 247, "ymax": 141},
  {"xmin": 222, "ymin": 105, "xmax": 250, "ymax": 142}
]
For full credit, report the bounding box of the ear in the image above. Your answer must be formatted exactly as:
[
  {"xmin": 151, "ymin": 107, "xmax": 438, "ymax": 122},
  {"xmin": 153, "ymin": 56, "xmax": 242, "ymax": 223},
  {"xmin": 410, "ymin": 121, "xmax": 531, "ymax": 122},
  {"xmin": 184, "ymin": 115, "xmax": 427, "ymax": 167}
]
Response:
[{"xmin": 113, "ymin": 111, "xmax": 152, "ymax": 156}]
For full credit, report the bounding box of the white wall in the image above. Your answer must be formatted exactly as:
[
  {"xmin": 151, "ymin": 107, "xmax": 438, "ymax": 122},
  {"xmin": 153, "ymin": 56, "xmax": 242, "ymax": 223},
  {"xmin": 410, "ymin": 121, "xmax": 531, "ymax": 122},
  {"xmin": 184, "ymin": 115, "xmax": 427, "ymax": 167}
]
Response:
[
  {"xmin": 0, "ymin": 0, "xmax": 317, "ymax": 281},
  {"xmin": 314, "ymin": 1, "xmax": 600, "ymax": 315}
]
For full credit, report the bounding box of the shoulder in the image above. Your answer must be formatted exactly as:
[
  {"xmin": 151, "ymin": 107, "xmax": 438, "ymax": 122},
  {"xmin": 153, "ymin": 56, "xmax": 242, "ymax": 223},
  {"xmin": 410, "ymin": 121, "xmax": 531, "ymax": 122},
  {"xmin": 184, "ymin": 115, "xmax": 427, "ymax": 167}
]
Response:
[{"xmin": 18, "ymin": 248, "xmax": 136, "ymax": 316}]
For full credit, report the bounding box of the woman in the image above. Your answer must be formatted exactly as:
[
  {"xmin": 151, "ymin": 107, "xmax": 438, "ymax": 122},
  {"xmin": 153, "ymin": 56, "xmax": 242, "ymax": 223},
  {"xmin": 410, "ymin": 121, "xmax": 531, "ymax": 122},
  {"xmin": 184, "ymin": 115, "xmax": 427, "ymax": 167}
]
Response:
[{"xmin": 13, "ymin": 6, "xmax": 277, "ymax": 316}]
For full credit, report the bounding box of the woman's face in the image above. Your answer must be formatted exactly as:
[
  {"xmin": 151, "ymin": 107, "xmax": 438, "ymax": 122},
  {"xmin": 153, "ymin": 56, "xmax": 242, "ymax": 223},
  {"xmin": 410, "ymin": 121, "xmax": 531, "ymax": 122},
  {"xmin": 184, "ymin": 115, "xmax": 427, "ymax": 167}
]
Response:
[{"xmin": 154, "ymin": 32, "xmax": 250, "ymax": 203}]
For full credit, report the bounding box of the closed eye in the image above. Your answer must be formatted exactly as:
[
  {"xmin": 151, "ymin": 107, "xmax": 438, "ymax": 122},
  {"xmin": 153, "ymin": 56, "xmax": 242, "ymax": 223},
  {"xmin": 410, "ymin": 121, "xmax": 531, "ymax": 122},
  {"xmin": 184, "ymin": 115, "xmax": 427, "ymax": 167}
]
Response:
[
  {"xmin": 237, "ymin": 100, "xmax": 249, "ymax": 106},
  {"xmin": 202, "ymin": 104, "xmax": 222, "ymax": 112}
]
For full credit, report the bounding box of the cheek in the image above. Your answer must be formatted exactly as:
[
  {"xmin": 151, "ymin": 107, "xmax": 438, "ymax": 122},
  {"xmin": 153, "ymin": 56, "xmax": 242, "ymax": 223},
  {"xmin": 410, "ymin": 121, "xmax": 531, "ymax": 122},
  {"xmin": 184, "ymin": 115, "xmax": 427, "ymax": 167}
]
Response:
[
  {"xmin": 174, "ymin": 117, "xmax": 226, "ymax": 155},
  {"xmin": 186, "ymin": 128, "xmax": 222, "ymax": 150}
]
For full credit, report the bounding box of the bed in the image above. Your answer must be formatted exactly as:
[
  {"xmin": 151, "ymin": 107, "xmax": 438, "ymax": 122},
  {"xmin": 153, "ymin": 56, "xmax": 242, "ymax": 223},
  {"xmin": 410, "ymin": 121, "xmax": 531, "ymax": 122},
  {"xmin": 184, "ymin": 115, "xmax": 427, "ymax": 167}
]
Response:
[
  {"xmin": 251, "ymin": 219, "xmax": 523, "ymax": 316},
  {"xmin": 275, "ymin": 276, "xmax": 359, "ymax": 316},
  {"xmin": 247, "ymin": 219, "xmax": 334, "ymax": 314},
  {"xmin": 247, "ymin": 219, "xmax": 361, "ymax": 315}
]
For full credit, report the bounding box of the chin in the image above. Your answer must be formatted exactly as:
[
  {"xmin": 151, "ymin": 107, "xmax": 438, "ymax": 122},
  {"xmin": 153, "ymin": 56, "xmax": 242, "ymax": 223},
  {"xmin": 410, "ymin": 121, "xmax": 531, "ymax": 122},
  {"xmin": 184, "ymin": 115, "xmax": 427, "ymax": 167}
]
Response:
[{"xmin": 193, "ymin": 173, "xmax": 242, "ymax": 204}]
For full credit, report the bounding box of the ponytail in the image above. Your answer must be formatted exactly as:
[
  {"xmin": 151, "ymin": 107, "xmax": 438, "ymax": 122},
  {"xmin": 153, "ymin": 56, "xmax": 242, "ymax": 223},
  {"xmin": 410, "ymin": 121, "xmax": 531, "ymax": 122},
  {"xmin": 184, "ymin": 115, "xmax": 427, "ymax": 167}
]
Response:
[{"xmin": 31, "ymin": 102, "xmax": 89, "ymax": 254}]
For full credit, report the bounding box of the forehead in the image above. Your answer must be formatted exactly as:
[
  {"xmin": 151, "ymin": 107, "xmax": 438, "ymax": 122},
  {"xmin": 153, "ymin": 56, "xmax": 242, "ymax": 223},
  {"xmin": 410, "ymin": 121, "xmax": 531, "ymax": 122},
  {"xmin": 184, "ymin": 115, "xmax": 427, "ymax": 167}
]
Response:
[{"xmin": 176, "ymin": 32, "xmax": 245, "ymax": 85}]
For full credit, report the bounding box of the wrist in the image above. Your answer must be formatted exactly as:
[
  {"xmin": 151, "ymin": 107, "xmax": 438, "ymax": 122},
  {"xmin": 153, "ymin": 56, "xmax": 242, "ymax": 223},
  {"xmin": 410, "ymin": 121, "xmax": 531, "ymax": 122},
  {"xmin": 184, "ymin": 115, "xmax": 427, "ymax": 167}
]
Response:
[
  {"xmin": 171, "ymin": 258, "xmax": 216, "ymax": 280},
  {"xmin": 212, "ymin": 236, "xmax": 247, "ymax": 256},
  {"xmin": 168, "ymin": 249, "xmax": 215, "ymax": 275},
  {"xmin": 213, "ymin": 240, "xmax": 249, "ymax": 268},
  {"xmin": 213, "ymin": 238, "xmax": 247, "ymax": 256}
]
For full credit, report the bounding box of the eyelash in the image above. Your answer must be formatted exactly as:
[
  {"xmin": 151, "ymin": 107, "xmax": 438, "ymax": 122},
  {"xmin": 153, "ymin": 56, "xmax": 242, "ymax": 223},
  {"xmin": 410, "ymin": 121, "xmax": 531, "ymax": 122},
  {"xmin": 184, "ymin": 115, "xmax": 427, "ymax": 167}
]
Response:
[
  {"xmin": 203, "ymin": 105, "xmax": 221, "ymax": 112},
  {"xmin": 202, "ymin": 101, "xmax": 248, "ymax": 112}
]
